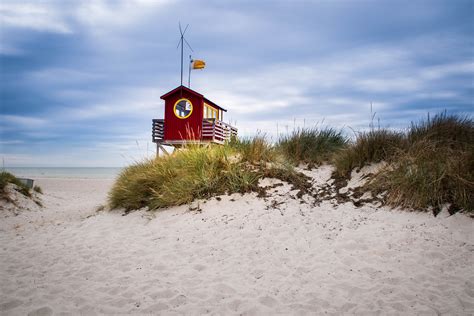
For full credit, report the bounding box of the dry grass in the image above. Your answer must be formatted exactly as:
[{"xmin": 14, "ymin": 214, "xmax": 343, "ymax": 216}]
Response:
[
  {"xmin": 370, "ymin": 139, "xmax": 473, "ymax": 213},
  {"xmin": 369, "ymin": 113, "xmax": 474, "ymax": 213}
]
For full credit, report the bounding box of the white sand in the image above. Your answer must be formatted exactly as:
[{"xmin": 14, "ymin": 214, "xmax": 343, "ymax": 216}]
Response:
[{"xmin": 1, "ymin": 171, "xmax": 473, "ymax": 315}]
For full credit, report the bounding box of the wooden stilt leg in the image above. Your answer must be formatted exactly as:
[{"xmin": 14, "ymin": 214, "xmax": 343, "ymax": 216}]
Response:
[{"xmin": 157, "ymin": 144, "xmax": 170, "ymax": 157}]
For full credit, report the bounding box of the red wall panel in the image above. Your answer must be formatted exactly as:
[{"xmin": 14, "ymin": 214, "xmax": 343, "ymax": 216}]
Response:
[{"xmin": 163, "ymin": 89, "xmax": 203, "ymax": 141}]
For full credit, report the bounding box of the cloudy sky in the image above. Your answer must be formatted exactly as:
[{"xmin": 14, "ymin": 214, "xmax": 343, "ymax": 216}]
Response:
[{"xmin": 1, "ymin": 0, "xmax": 473, "ymax": 167}]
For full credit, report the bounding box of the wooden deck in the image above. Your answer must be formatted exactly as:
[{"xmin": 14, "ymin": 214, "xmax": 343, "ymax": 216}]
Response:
[{"xmin": 152, "ymin": 119, "xmax": 237, "ymax": 145}]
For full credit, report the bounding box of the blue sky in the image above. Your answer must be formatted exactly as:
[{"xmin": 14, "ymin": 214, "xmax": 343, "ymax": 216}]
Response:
[{"xmin": 1, "ymin": 0, "xmax": 473, "ymax": 167}]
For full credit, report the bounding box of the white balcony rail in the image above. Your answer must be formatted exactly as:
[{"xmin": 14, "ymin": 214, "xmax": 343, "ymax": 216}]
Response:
[{"xmin": 152, "ymin": 118, "xmax": 237, "ymax": 144}]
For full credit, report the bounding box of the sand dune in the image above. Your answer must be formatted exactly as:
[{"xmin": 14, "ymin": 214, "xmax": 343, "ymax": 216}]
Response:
[{"xmin": 1, "ymin": 169, "xmax": 473, "ymax": 315}]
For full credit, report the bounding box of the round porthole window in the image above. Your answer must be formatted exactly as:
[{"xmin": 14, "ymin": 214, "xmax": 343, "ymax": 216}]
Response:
[{"xmin": 174, "ymin": 98, "xmax": 193, "ymax": 119}]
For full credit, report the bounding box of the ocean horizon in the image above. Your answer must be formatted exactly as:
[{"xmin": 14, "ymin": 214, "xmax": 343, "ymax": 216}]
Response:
[{"xmin": 3, "ymin": 167, "xmax": 123, "ymax": 179}]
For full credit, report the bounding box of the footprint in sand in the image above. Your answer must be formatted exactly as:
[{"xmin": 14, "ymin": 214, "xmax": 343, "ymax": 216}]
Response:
[
  {"xmin": 149, "ymin": 289, "xmax": 176, "ymax": 300},
  {"xmin": 143, "ymin": 302, "xmax": 169, "ymax": 313},
  {"xmin": 0, "ymin": 299, "xmax": 23, "ymax": 312},
  {"xmin": 169, "ymin": 294, "xmax": 187, "ymax": 307},
  {"xmin": 27, "ymin": 306, "xmax": 54, "ymax": 316},
  {"xmin": 258, "ymin": 295, "xmax": 278, "ymax": 308},
  {"xmin": 193, "ymin": 264, "xmax": 206, "ymax": 271}
]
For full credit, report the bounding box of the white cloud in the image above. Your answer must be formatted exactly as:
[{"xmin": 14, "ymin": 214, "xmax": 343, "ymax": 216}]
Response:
[
  {"xmin": 0, "ymin": 2, "xmax": 72, "ymax": 33},
  {"xmin": 28, "ymin": 67, "xmax": 105, "ymax": 85},
  {"xmin": 74, "ymin": 0, "xmax": 170, "ymax": 32},
  {"xmin": 420, "ymin": 62, "xmax": 474, "ymax": 80},
  {"xmin": 55, "ymin": 87, "xmax": 163, "ymax": 120},
  {"xmin": 354, "ymin": 77, "xmax": 422, "ymax": 93},
  {"xmin": 0, "ymin": 114, "xmax": 48, "ymax": 128}
]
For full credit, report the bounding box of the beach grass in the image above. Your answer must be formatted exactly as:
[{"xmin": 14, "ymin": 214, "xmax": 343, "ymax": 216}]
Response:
[
  {"xmin": 277, "ymin": 127, "xmax": 348, "ymax": 166},
  {"xmin": 369, "ymin": 113, "xmax": 474, "ymax": 213},
  {"xmin": 33, "ymin": 185, "xmax": 43, "ymax": 194},
  {"xmin": 109, "ymin": 112, "xmax": 473, "ymax": 213},
  {"xmin": 333, "ymin": 129, "xmax": 405, "ymax": 177},
  {"xmin": 109, "ymin": 143, "xmax": 308, "ymax": 211},
  {"xmin": 228, "ymin": 135, "xmax": 279, "ymax": 165},
  {"xmin": 0, "ymin": 171, "xmax": 32, "ymax": 197}
]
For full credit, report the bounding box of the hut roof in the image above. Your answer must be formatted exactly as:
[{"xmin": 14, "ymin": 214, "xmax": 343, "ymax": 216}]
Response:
[{"xmin": 160, "ymin": 85, "xmax": 227, "ymax": 112}]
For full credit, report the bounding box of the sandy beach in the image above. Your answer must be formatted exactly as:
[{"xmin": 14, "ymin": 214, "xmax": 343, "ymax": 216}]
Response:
[{"xmin": 1, "ymin": 169, "xmax": 473, "ymax": 315}]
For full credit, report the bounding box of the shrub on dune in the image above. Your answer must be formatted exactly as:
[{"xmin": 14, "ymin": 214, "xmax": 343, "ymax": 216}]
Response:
[
  {"xmin": 109, "ymin": 145, "xmax": 256, "ymax": 210},
  {"xmin": 108, "ymin": 143, "xmax": 308, "ymax": 211},
  {"xmin": 370, "ymin": 139, "xmax": 473, "ymax": 213},
  {"xmin": 408, "ymin": 112, "xmax": 473, "ymax": 147},
  {"xmin": 0, "ymin": 171, "xmax": 31, "ymax": 197},
  {"xmin": 370, "ymin": 113, "xmax": 474, "ymax": 213},
  {"xmin": 277, "ymin": 128, "xmax": 348, "ymax": 166}
]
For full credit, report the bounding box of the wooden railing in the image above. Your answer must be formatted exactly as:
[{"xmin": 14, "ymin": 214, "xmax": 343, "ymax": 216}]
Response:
[
  {"xmin": 152, "ymin": 119, "xmax": 165, "ymax": 143},
  {"xmin": 202, "ymin": 119, "xmax": 238, "ymax": 144},
  {"xmin": 152, "ymin": 118, "xmax": 237, "ymax": 144}
]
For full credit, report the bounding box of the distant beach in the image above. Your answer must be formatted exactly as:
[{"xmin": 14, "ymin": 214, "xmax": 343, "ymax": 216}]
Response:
[{"xmin": 3, "ymin": 167, "xmax": 122, "ymax": 179}]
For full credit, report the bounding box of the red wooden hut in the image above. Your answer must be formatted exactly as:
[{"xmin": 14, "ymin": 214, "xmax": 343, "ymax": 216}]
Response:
[{"xmin": 152, "ymin": 85, "xmax": 237, "ymax": 149}]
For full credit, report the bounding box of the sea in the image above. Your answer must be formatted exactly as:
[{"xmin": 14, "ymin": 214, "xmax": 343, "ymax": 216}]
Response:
[{"xmin": 3, "ymin": 167, "xmax": 123, "ymax": 179}]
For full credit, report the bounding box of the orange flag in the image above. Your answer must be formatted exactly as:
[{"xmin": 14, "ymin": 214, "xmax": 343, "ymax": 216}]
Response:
[{"xmin": 192, "ymin": 59, "xmax": 206, "ymax": 69}]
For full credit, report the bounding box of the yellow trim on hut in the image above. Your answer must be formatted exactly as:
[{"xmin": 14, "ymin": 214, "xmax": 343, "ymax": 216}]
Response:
[{"xmin": 204, "ymin": 103, "xmax": 220, "ymax": 120}]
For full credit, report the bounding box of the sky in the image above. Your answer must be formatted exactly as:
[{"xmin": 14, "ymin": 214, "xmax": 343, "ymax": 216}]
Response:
[{"xmin": 0, "ymin": 0, "xmax": 473, "ymax": 167}]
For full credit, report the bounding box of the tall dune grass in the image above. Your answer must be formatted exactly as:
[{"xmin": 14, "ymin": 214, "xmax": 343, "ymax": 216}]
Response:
[
  {"xmin": 370, "ymin": 139, "xmax": 473, "ymax": 213},
  {"xmin": 109, "ymin": 141, "xmax": 309, "ymax": 211},
  {"xmin": 277, "ymin": 128, "xmax": 347, "ymax": 165},
  {"xmin": 110, "ymin": 112, "xmax": 472, "ymax": 213},
  {"xmin": 228, "ymin": 136, "xmax": 278, "ymax": 164},
  {"xmin": 369, "ymin": 113, "xmax": 474, "ymax": 213},
  {"xmin": 334, "ymin": 129, "xmax": 405, "ymax": 177},
  {"xmin": 110, "ymin": 145, "xmax": 258, "ymax": 210},
  {"xmin": 331, "ymin": 112, "xmax": 473, "ymax": 213}
]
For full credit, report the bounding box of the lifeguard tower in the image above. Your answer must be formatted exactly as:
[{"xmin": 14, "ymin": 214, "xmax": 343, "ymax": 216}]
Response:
[
  {"xmin": 152, "ymin": 24, "xmax": 237, "ymax": 154},
  {"xmin": 152, "ymin": 85, "xmax": 237, "ymax": 147}
]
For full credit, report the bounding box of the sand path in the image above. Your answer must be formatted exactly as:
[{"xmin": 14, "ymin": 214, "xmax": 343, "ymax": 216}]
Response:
[{"xmin": 1, "ymin": 172, "xmax": 473, "ymax": 315}]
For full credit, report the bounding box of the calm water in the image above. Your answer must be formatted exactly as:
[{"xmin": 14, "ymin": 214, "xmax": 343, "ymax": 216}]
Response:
[{"xmin": 4, "ymin": 167, "xmax": 123, "ymax": 179}]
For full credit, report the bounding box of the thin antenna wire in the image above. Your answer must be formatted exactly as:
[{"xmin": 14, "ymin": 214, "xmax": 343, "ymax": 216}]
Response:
[
  {"xmin": 188, "ymin": 55, "xmax": 192, "ymax": 87},
  {"xmin": 177, "ymin": 22, "xmax": 193, "ymax": 86}
]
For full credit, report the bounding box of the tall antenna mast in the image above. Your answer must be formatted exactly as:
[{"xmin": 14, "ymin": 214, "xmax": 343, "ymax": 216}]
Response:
[{"xmin": 177, "ymin": 22, "xmax": 193, "ymax": 86}]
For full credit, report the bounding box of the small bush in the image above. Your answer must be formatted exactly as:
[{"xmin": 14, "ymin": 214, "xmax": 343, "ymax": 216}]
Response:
[
  {"xmin": 33, "ymin": 185, "xmax": 43, "ymax": 194},
  {"xmin": 0, "ymin": 171, "xmax": 31, "ymax": 197},
  {"xmin": 334, "ymin": 129, "xmax": 405, "ymax": 177},
  {"xmin": 278, "ymin": 128, "xmax": 348, "ymax": 165}
]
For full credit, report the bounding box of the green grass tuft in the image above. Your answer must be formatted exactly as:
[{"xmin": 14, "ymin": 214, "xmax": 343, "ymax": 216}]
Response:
[
  {"xmin": 0, "ymin": 171, "xmax": 31, "ymax": 197},
  {"xmin": 334, "ymin": 129, "xmax": 405, "ymax": 177},
  {"xmin": 277, "ymin": 128, "xmax": 348, "ymax": 166},
  {"xmin": 228, "ymin": 135, "xmax": 278, "ymax": 164},
  {"xmin": 109, "ymin": 144, "xmax": 291, "ymax": 211},
  {"xmin": 33, "ymin": 185, "xmax": 43, "ymax": 194}
]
